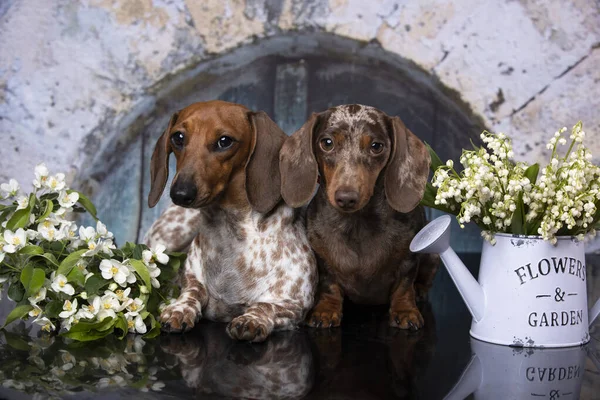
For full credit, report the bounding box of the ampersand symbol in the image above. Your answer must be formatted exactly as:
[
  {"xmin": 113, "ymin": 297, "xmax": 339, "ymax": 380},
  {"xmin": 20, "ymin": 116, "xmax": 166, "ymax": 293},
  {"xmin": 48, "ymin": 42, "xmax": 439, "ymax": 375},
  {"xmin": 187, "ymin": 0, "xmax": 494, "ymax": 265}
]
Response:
[
  {"xmin": 549, "ymin": 389, "xmax": 560, "ymax": 400},
  {"xmin": 554, "ymin": 287, "xmax": 565, "ymax": 302}
]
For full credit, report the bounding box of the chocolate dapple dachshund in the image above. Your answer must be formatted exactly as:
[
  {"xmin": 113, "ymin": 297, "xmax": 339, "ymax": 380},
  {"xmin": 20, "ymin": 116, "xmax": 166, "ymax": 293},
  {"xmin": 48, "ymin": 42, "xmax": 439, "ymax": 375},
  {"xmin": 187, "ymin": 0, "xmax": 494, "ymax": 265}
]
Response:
[
  {"xmin": 279, "ymin": 104, "xmax": 439, "ymax": 330},
  {"xmin": 145, "ymin": 100, "xmax": 317, "ymax": 342}
]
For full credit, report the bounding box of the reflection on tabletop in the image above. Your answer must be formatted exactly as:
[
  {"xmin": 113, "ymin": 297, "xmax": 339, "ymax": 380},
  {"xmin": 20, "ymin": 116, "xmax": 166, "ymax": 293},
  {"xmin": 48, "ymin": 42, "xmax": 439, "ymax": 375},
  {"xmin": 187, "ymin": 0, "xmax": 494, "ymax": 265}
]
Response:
[
  {"xmin": 0, "ymin": 302, "xmax": 438, "ymax": 399},
  {"xmin": 0, "ymin": 252, "xmax": 599, "ymax": 399},
  {"xmin": 445, "ymin": 339, "xmax": 593, "ymax": 400}
]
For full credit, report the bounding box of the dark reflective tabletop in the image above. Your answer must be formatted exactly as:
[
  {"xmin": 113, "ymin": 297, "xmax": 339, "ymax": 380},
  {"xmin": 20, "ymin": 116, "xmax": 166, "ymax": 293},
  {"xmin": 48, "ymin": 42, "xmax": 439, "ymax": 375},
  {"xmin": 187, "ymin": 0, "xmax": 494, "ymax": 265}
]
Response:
[{"xmin": 1, "ymin": 254, "xmax": 599, "ymax": 399}]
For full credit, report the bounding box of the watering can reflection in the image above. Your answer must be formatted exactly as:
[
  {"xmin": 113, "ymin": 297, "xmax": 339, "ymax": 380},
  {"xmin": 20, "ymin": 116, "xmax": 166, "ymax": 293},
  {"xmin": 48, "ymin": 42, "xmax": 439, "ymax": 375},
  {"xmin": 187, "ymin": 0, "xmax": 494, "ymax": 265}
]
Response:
[
  {"xmin": 410, "ymin": 215, "xmax": 600, "ymax": 347},
  {"xmin": 444, "ymin": 339, "xmax": 593, "ymax": 400}
]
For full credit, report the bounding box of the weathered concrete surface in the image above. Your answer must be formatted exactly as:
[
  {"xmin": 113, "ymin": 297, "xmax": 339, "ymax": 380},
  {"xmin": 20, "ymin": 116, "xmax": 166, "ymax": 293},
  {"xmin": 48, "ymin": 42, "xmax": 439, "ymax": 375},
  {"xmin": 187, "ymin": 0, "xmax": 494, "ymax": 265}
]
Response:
[{"xmin": 0, "ymin": 0, "xmax": 599, "ymax": 187}]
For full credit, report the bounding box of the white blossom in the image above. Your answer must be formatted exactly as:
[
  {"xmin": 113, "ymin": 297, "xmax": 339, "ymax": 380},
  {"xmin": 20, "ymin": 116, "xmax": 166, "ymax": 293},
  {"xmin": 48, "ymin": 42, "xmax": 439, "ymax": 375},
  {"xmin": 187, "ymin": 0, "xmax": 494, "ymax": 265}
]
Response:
[
  {"xmin": 126, "ymin": 313, "xmax": 147, "ymax": 334},
  {"xmin": 32, "ymin": 163, "xmax": 49, "ymax": 188},
  {"xmin": 3, "ymin": 228, "xmax": 27, "ymax": 253},
  {"xmin": 1, "ymin": 179, "xmax": 20, "ymax": 198},
  {"xmin": 96, "ymin": 221, "xmax": 114, "ymax": 240},
  {"xmin": 46, "ymin": 173, "xmax": 66, "ymax": 192},
  {"xmin": 16, "ymin": 195, "xmax": 29, "ymax": 210},
  {"xmin": 28, "ymin": 305, "xmax": 43, "ymax": 318},
  {"xmin": 142, "ymin": 244, "xmax": 169, "ymax": 265},
  {"xmin": 62, "ymin": 315, "xmax": 80, "ymax": 331},
  {"xmin": 77, "ymin": 296, "xmax": 101, "ymax": 320},
  {"xmin": 97, "ymin": 375, "xmax": 127, "ymax": 389},
  {"xmin": 125, "ymin": 298, "xmax": 145, "ymax": 316},
  {"xmin": 97, "ymin": 293, "xmax": 121, "ymax": 321},
  {"xmin": 0, "ymin": 238, "xmax": 5, "ymax": 264},
  {"xmin": 50, "ymin": 273, "xmax": 75, "ymax": 296},
  {"xmin": 431, "ymin": 122, "xmax": 599, "ymax": 243},
  {"xmin": 28, "ymin": 287, "xmax": 47, "ymax": 305},
  {"xmin": 99, "ymin": 259, "xmax": 131, "ymax": 287},
  {"xmin": 58, "ymin": 190, "xmax": 79, "ymax": 208},
  {"xmin": 59, "ymin": 299, "xmax": 78, "ymax": 319},
  {"xmin": 34, "ymin": 316, "xmax": 56, "ymax": 333}
]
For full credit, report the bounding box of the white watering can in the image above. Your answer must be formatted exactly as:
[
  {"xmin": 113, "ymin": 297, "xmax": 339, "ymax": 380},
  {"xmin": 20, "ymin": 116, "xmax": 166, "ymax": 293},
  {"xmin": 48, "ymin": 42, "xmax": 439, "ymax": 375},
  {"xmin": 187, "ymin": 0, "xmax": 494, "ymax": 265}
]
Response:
[
  {"xmin": 444, "ymin": 339, "xmax": 592, "ymax": 400},
  {"xmin": 410, "ymin": 215, "xmax": 600, "ymax": 347}
]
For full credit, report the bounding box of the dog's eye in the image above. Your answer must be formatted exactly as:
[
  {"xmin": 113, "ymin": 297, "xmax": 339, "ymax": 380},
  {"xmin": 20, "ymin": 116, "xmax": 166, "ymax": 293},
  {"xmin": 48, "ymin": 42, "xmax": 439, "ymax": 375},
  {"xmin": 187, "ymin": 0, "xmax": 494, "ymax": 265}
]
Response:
[
  {"xmin": 370, "ymin": 142, "xmax": 384, "ymax": 154},
  {"xmin": 171, "ymin": 131, "xmax": 185, "ymax": 149},
  {"xmin": 217, "ymin": 135, "xmax": 234, "ymax": 150},
  {"xmin": 320, "ymin": 138, "xmax": 334, "ymax": 152}
]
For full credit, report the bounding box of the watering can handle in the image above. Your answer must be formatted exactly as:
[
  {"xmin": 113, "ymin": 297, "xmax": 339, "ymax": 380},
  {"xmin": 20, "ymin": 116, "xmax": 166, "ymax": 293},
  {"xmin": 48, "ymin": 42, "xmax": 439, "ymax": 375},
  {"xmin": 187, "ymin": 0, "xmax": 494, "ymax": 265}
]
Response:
[{"xmin": 590, "ymin": 298, "xmax": 600, "ymax": 327}]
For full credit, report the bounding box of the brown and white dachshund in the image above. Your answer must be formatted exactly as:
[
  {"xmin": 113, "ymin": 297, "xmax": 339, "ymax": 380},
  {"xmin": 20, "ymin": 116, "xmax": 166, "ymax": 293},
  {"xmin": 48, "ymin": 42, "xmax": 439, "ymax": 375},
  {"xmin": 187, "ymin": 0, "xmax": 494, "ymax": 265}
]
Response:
[
  {"xmin": 279, "ymin": 104, "xmax": 439, "ymax": 330},
  {"xmin": 145, "ymin": 100, "xmax": 317, "ymax": 342}
]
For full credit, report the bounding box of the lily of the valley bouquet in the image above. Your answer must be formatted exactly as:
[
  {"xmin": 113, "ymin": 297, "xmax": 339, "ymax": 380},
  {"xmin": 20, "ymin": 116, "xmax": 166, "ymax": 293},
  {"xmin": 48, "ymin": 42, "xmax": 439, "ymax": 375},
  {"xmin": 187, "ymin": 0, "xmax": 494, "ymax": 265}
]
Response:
[
  {"xmin": 0, "ymin": 164, "xmax": 185, "ymax": 341},
  {"xmin": 422, "ymin": 122, "xmax": 600, "ymax": 245}
]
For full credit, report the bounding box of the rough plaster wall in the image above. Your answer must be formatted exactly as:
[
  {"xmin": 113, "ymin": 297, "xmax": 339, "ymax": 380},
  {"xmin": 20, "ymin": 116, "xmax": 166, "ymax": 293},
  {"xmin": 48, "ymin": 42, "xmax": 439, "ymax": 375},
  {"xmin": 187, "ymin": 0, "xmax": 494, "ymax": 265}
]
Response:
[{"xmin": 0, "ymin": 0, "xmax": 598, "ymax": 186}]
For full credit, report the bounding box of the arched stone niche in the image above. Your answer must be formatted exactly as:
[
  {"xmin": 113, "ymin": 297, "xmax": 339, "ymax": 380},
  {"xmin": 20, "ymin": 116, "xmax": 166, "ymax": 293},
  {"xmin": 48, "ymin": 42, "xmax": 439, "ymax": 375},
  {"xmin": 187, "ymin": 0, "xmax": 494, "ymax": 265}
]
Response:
[{"xmin": 76, "ymin": 33, "xmax": 487, "ymax": 252}]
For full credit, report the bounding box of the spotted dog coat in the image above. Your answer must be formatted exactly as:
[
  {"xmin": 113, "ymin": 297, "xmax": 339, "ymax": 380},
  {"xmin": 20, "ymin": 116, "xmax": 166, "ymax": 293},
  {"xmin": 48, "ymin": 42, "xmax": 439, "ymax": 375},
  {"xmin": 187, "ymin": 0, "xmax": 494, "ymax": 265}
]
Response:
[
  {"xmin": 145, "ymin": 100, "xmax": 317, "ymax": 342},
  {"xmin": 279, "ymin": 104, "xmax": 439, "ymax": 330}
]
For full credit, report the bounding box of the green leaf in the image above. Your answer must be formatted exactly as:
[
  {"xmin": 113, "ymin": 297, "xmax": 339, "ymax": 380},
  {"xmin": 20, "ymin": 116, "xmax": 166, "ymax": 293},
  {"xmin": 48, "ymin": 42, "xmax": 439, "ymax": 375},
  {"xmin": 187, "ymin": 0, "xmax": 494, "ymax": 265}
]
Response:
[
  {"xmin": 19, "ymin": 245, "xmax": 44, "ymax": 256},
  {"xmin": 160, "ymin": 266, "xmax": 177, "ymax": 282},
  {"xmin": 528, "ymin": 220, "xmax": 542, "ymax": 237},
  {"xmin": 6, "ymin": 208, "xmax": 31, "ymax": 230},
  {"xmin": 143, "ymin": 314, "xmax": 161, "ymax": 339},
  {"xmin": 20, "ymin": 266, "xmax": 45, "ymax": 297},
  {"xmin": 1, "ymin": 304, "xmax": 33, "ymax": 329},
  {"xmin": 511, "ymin": 194, "xmax": 525, "ymax": 235},
  {"xmin": 45, "ymin": 300, "xmax": 64, "ymax": 319},
  {"xmin": 57, "ymin": 249, "xmax": 88, "ymax": 277},
  {"xmin": 97, "ymin": 317, "xmax": 118, "ymax": 332},
  {"xmin": 68, "ymin": 318, "xmax": 115, "ymax": 333},
  {"xmin": 48, "ymin": 241, "xmax": 65, "ymax": 252},
  {"xmin": 425, "ymin": 142, "xmax": 445, "ymax": 172},
  {"xmin": 146, "ymin": 293, "xmax": 160, "ymax": 315},
  {"xmin": 132, "ymin": 244, "xmax": 145, "ymax": 260},
  {"xmin": 61, "ymin": 327, "xmax": 114, "ymax": 342},
  {"xmin": 111, "ymin": 249, "xmax": 125, "ymax": 259},
  {"xmin": 72, "ymin": 191, "xmax": 97, "ymax": 220},
  {"xmin": 34, "ymin": 252, "xmax": 59, "ymax": 267},
  {"xmin": 35, "ymin": 199, "xmax": 53, "ymax": 223},
  {"xmin": 7, "ymin": 282, "xmax": 25, "ymax": 302},
  {"xmin": 0, "ymin": 205, "xmax": 17, "ymax": 223},
  {"xmin": 2, "ymin": 331, "xmax": 31, "ymax": 351},
  {"xmin": 84, "ymin": 274, "xmax": 109, "ymax": 296},
  {"xmin": 114, "ymin": 314, "xmax": 128, "ymax": 339},
  {"xmin": 420, "ymin": 182, "xmax": 438, "ymax": 209},
  {"xmin": 168, "ymin": 257, "xmax": 181, "ymax": 272},
  {"xmin": 129, "ymin": 259, "xmax": 152, "ymax": 291},
  {"xmin": 67, "ymin": 266, "xmax": 85, "ymax": 287},
  {"xmin": 524, "ymin": 163, "xmax": 540, "ymax": 185},
  {"xmin": 40, "ymin": 192, "xmax": 59, "ymax": 202},
  {"xmin": 420, "ymin": 183, "xmax": 454, "ymax": 214},
  {"xmin": 130, "ymin": 376, "xmax": 151, "ymax": 390}
]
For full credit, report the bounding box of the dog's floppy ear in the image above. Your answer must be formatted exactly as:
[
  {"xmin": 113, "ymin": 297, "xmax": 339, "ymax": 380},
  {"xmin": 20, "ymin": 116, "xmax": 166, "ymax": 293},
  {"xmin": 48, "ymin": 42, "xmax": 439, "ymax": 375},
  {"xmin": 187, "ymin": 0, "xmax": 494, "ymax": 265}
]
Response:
[
  {"xmin": 245, "ymin": 111, "xmax": 287, "ymax": 213},
  {"xmin": 148, "ymin": 112, "xmax": 179, "ymax": 208},
  {"xmin": 279, "ymin": 112, "xmax": 324, "ymax": 208},
  {"xmin": 384, "ymin": 116, "xmax": 430, "ymax": 213}
]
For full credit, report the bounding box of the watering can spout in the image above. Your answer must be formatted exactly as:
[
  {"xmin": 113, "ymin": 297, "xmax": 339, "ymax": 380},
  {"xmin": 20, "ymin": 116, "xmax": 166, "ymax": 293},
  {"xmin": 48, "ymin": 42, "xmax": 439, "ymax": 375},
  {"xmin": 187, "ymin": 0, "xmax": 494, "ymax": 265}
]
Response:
[{"xmin": 410, "ymin": 216, "xmax": 486, "ymax": 322}]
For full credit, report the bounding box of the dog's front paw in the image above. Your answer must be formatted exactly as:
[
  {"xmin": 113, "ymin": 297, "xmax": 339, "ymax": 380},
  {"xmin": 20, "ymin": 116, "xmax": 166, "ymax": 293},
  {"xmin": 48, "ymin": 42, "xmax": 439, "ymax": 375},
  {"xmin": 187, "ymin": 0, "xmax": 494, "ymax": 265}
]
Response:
[
  {"xmin": 389, "ymin": 308, "xmax": 424, "ymax": 331},
  {"xmin": 227, "ymin": 315, "xmax": 269, "ymax": 342},
  {"xmin": 159, "ymin": 303, "xmax": 201, "ymax": 333},
  {"xmin": 306, "ymin": 307, "xmax": 342, "ymax": 328}
]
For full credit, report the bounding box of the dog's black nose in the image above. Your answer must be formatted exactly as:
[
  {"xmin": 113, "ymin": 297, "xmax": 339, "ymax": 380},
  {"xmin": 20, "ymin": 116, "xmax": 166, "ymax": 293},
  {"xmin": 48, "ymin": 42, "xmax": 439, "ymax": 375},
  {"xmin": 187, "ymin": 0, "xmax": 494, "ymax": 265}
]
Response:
[
  {"xmin": 335, "ymin": 190, "xmax": 359, "ymax": 210},
  {"xmin": 170, "ymin": 180, "xmax": 197, "ymax": 207}
]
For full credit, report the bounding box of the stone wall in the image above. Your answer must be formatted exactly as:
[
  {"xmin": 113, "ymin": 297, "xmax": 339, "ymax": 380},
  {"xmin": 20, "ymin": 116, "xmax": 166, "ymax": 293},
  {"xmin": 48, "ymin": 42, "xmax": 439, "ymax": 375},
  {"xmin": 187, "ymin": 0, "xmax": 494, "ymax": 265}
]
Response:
[{"xmin": 0, "ymin": 0, "xmax": 599, "ymax": 192}]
